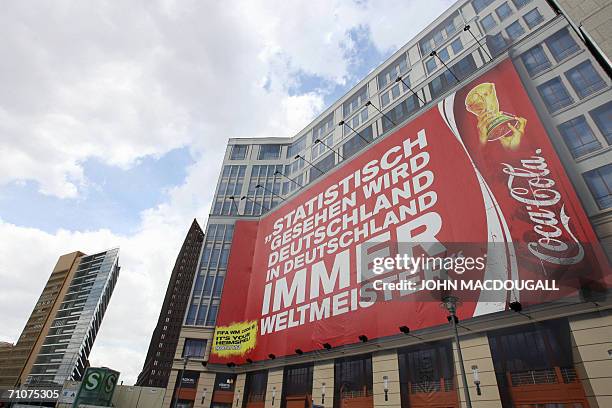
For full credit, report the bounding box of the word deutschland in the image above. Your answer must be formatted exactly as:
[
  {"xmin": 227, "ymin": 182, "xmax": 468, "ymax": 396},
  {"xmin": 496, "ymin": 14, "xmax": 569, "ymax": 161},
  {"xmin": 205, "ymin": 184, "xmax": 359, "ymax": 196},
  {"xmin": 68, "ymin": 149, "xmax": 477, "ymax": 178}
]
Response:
[{"xmin": 373, "ymin": 279, "xmax": 560, "ymax": 291}]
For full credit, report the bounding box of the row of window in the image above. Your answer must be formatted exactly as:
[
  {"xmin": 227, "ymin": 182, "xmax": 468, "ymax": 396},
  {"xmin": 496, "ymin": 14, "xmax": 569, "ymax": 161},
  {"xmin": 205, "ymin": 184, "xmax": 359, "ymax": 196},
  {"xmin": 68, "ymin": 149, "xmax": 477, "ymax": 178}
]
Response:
[{"xmin": 537, "ymin": 60, "xmax": 607, "ymax": 113}]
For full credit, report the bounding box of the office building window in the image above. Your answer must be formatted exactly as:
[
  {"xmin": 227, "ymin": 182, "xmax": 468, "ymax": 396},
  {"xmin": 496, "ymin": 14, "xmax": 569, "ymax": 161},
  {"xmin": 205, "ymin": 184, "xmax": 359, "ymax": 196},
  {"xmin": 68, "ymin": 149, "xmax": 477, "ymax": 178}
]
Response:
[
  {"xmin": 183, "ymin": 339, "xmax": 207, "ymax": 358},
  {"xmin": 206, "ymin": 305, "xmax": 218, "ymax": 326},
  {"xmin": 521, "ymin": 45, "xmax": 551, "ymax": 76},
  {"xmin": 487, "ymin": 32, "xmax": 507, "ymax": 56},
  {"xmin": 453, "ymin": 54, "xmax": 477, "ymax": 81},
  {"xmin": 583, "ymin": 164, "xmax": 612, "ymax": 209},
  {"xmin": 590, "ymin": 101, "xmax": 612, "ymax": 144},
  {"xmin": 246, "ymin": 164, "xmax": 283, "ymax": 215},
  {"xmin": 472, "ymin": 0, "xmax": 495, "ymax": 13},
  {"xmin": 419, "ymin": 13, "xmax": 461, "ymax": 56},
  {"xmin": 313, "ymin": 114, "xmax": 334, "ymax": 143},
  {"xmin": 378, "ymin": 54, "xmax": 408, "ymax": 89},
  {"xmin": 565, "ymin": 60, "xmax": 607, "ymax": 99},
  {"xmin": 495, "ymin": 2, "xmax": 512, "ymax": 21},
  {"xmin": 545, "ymin": 28, "xmax": 580, "ymax": 62},
  {"xmin": 230, "ymin": 145, "xmax": 248, "ymax": 160},
  {"xmin": 558, "ymin": 116, "xmax": 601, "ymax": 158},
  {"xmin": 438, "ymin": 48, "xmax": 450, "ymax": 62},
  {"xmin": 506, "ymin": 20, "xmax": 525, "ymax": 41},
  {"xmin": 451, "ymin": 38, "xmax": 463, "ymax": 54},
  {"xmin": 212, "ymin": 165, "xmax": 245, "ymax": 215},
  {"xmin": 426, "ymin": 58, "xmax": 437, "ymax": 74},
  {"xmin": 537, "ymin": 77, "xmax": 573, "ymax": 113},
  {"xmin": 343, "ymin": 125, "xmax": 374, "ymax": 158},
  {"xmin": 287, "ymin": 135, "xmax": 307, "ymax": 157},
  {"xmin": 258, "ymin": 144, "xmax": 281, "ymax": 160},
  {"xmin": 312, "ymin": 132, "xmax": 333, "ymax": 159},
  {"xmin": 511, "ymin": 0, "xmax": 531, "ymax": 9},
  {"xmin": 481, "ymin": 14, "xmax": 497, "ymax": 32},
  {"xmin": 344, "ymin": 108, "xmax": 369, "ymax": 136},
  {"xmin": 382, "ymin": 95, "xmax": 420, "ymax": 133},
  {"xmin": 285, "ymin": 157, "xmax": 305, "ymax": 175},
  {"xmin": 310, "ymin": 153, "xmax": 335, "ymax": 182},
  {"xmin": 523, "ymin": 8, "xmax": 544, "ymax": 28},
  {"xmin": 343, "ymin": 86, "xmax": 368, "ymax": 118}
]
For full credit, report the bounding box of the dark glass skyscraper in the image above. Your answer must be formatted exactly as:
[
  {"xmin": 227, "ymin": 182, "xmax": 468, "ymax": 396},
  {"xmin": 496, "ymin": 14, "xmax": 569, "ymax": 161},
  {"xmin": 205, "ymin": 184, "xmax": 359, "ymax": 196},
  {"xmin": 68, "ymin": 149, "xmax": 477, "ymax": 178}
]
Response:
[{"xmin": 137, "ymin": 219, "xmax": 205, "ymax": 388}]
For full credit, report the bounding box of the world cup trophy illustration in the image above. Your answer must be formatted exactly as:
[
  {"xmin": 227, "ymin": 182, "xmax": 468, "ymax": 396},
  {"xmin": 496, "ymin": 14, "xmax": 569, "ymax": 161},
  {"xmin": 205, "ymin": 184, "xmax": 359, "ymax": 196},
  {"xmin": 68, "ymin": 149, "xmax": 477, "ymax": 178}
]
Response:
[{"xmin": 465, "ymin": 82, "xmax": 526, "ymax": 150}]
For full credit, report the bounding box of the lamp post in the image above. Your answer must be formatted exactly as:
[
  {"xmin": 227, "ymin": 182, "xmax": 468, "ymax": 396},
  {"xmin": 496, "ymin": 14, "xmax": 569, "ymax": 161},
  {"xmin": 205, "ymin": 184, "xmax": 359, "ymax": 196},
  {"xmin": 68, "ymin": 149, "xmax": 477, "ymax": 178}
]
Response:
[
  {"xmin": 441, "ymin": 296, "xmax": 472, "ymax": 408},
  {"xmin": 173, "ymin": 356, "xmax": 190, "ymax": 408}
]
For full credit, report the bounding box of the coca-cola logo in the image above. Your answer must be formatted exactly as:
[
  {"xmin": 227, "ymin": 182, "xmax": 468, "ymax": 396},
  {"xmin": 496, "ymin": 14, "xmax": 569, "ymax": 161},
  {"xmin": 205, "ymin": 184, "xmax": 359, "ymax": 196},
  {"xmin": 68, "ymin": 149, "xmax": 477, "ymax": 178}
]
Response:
[{"xmin": 502, "ymin": 148, "xmax": 584, "ymax": 265}]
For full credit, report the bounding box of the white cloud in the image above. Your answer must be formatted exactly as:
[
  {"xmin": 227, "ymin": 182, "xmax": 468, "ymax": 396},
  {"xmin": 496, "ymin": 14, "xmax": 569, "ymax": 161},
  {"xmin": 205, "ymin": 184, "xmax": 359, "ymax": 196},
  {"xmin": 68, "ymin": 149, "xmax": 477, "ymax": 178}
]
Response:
[{"xmin": 0, "ymin": 0, "xmax": 453, "ymax": 384}]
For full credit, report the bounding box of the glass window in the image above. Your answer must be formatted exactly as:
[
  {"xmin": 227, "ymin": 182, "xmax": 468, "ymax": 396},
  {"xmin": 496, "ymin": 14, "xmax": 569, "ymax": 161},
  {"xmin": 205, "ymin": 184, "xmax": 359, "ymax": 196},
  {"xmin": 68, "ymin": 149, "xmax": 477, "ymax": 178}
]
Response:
[
  {"xmin": 313, "ymin": 114, "xmax": 335, "ymax": 141},
  {"xmin": 537, "ymin": 77, "xmax": 573, "ymax": 113},
  {"xmin": 203, "ymin": 275, "xmax": 214, "ymax": 296},
  {"xmin": 426, "ymin": 58, "xmax": 437, "ymax": 73},
  {"xmin": 438, "ymin": 48, "xmax": 450, "ymax": 62},
  {"xmin": 343, "ymin": 126, "xmax": 374, "ymax": 158},
  {"xmin": 343, "ymin": 86, "xmax": 368, "ymax": 118},
  {"xmin": 453, "ymin": 54, "xmax": 477, "ymax": 81},
  {"xmin": 195, "ymin": 304, "xmax": 207, "ymax": 326},
  {"xmin": 213, "ymin": 276, "xmax": 224, "ymax": 297},
  {"xmin": 183, "ymin": 339, "xmax": 207, "ymax": 358},
  {"xmin": 312, "ymin": 132, "xmax": 333, "ymax": 159},
  {"xmin": 185, "ymin": 302, "xmax": 197, "ymax": 325},
  {"xmin": 495, "ymin": 2, "xmax": 512, "ymax": 21},
  {"xmin": 206, "ymin": 305, "xmax": 218, "ymax": 326},
  {"xmin": 377, "ymin": 54, "xmax": 408, "ymax": 89},
  {"xmin": 590, "ymin": 101, "xmax": 612, "ymax": 144},
  {"xmin": 451, "ymin": 38, "xmax": 463, "ymax": 54},
  {"xmin": 565, "ymin": 60, "xmax": 607, "ymax": 99},
  {"xmin": 310, "ymin": 154, "xmax": 335, "ymax": 182},
  {"xmin": 558, "ymin": 116, "xmax": 601, "ymax": 158},
  {"xmin": 382, "ymin": 95, "xmax": 420, "ymax": 133},
  {"xmin": 287, "ymin": 135, "xmax": 307, "ymax": 157},
  {"xmin": 583, "ymin": 165, "xmax": 612, "ymax": 209},
  {"xmin": 511, "ymin": 0, "xmax": 531, "ymax": 9},
  {"xmin": 545, "ymin": 28, "xmax": 580, "ymax": 62},
  {"xmin": 481, "ymin": 14, "xmax": 497, "ymax": 32},
  {"xmin": 472, "ymin": 0, "xmax": 495, "ymax": 13},
  {"xmin": 487, "ymin": 32, "xmax": 507, "ymax": 56},
  {"xmin": 230, "ymin": 145, "xmax": 247, "ymax": 160},
  {"xmin": 381, "ymin": 91, "xmax": 391, "ymax": 107},
  {"xmin": 506, "ymin": 20, "xmax": 525, "ymax": 41},
  {"xmin": 523, "ymin": 8, "xmax": 544, "ymax": 28},
  {"xmin": 258, "ymin": 144, "xmax": 281, "ymax": 160},
  {"xmin": 521, "ymin": 45, "xmax": 551, "ymax": 76}
]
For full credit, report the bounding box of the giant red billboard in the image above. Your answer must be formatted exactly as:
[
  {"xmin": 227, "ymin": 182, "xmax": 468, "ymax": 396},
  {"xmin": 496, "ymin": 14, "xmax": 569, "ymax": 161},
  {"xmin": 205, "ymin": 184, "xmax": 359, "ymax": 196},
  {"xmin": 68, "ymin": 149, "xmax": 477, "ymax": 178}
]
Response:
[{"xmin": 209, "ymin": 59, "xmax": 610, "ymax": 364}]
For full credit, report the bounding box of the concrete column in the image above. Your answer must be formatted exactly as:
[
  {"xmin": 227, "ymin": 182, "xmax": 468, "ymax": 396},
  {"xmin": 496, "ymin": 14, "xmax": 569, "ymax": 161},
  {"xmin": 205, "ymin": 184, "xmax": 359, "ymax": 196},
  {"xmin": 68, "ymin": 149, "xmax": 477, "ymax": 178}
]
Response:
[
  {"xmin": 264, "ymin": 367, "xmax": 283, "ymax": 408},
  {"xmin": 313, "ymin": 360, "xmax": 334, "ymax": 408},
  {"xmin": 452, "ymin": 333, "xmax": 502, "ymax": 408},
  {"xmin": 194, "ymin": 371, "xmax": 216, "ymax": 408},
  {"xmin": 233, "ymin": 373, "xmax": 246, "ymax": 408},
  {"xmin": 372, "ymin": 350, "xmax": 401, "ymax": 408},
  {"xmin": 569, "ymin": 311, "xmax": 612, "ymax": 408},
  {"xmin": 162, "ymin": 369, "xmax": 179, "ymax": 408}
]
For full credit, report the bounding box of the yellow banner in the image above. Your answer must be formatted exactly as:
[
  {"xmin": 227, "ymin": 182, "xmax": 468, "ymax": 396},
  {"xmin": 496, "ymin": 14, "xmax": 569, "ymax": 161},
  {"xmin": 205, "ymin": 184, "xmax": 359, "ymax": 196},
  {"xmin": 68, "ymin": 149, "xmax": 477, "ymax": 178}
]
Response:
[{"xmin": 212, "ymin": 320, "xmax": 258, "ymax": 357}]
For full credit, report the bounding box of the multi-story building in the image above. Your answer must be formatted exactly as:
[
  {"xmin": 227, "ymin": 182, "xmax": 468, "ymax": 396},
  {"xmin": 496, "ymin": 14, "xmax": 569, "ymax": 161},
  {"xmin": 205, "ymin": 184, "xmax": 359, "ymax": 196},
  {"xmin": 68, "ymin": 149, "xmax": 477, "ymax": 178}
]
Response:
[
  {"xmin": 137, "ymin": 219, "xmax": 205, "ymax": 388},
  {"xmin": 161, "ymin": 1, "xmax": 611, "ymax": 407},
  {"xmin": 0, "ymin": 249, "xmax": 120, "ymax": 389}
]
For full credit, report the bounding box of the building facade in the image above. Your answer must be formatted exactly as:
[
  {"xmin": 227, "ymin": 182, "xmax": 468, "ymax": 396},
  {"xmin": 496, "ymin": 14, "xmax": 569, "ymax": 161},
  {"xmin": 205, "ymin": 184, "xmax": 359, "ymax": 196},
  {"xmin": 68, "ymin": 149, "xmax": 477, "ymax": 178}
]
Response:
[
  {"xmin": 162, "ymin": 0, "xmax": 611, "ymax": 407},
  {"xmin": 0, "ymin": 249, "xmax": 120, "ymax": 388},
  {"xmin": 137, "ymin": 219, "xmax": 205, "ymax": 388}
]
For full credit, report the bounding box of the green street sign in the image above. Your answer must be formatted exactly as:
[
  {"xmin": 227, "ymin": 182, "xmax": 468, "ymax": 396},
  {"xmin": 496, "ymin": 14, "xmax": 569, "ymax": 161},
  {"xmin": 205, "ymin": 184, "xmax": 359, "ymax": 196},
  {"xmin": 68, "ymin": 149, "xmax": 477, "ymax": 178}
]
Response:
[{"xmin": 73, "ymin": 367, "xmax": 120, "ymax": 407}]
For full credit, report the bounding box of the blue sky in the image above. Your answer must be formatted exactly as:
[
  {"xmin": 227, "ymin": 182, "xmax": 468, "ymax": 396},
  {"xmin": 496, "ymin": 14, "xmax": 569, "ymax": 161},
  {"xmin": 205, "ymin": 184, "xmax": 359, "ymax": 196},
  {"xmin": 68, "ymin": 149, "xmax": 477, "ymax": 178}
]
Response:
[{"xmin": 0, "ymin": 0, "xmax": 454, "ymax": 384}]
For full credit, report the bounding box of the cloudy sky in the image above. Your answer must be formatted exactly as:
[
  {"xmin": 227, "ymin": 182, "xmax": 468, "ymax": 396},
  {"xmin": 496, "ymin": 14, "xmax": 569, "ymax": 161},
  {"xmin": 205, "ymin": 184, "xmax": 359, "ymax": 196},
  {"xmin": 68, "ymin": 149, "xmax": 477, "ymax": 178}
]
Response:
[{"xmin": 0, "ymin": 0, "xmax": 453, "ymax": 384}]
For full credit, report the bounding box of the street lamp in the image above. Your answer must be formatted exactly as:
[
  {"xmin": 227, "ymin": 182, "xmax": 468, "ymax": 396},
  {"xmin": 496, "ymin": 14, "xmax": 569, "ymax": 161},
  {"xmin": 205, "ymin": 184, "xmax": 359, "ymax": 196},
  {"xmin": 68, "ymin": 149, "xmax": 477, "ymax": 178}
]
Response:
[
  {"xmin": 441, "ymin": 296, "xmax": 472, "ymax": 408},
  {"xmin": 173, "ymin": 356, "xmax": 190, "ymax": 408}
]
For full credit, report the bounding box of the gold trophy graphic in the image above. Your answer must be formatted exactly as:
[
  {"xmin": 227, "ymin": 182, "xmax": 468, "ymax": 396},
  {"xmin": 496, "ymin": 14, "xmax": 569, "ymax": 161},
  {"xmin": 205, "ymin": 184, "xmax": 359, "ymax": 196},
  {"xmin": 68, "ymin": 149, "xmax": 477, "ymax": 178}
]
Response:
[{"xmin": 465, "ymin": 82, "xmax": 526, "ymax": 150}]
